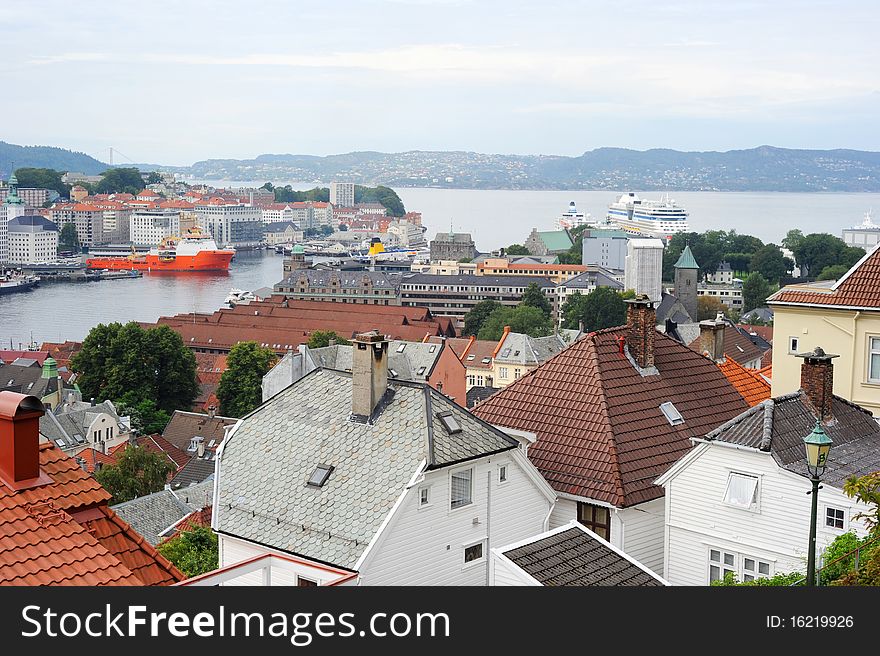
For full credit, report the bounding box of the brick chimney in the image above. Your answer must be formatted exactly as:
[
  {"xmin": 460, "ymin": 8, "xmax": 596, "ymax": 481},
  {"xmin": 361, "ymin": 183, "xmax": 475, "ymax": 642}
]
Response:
[
  {"xmin": 796, "ymin": 347, "xmax": 839, "ymax": 421},
  {"xmin": 625, "ymin": 294, "xmax": 656, "ymax": 369},
  {"xmin": 351, "ymin": 330, "xmax": 389, "ymax": 420},
  {"xmin": 0, "ymin": 392, "xmax": 52, "ymax": 491},
  {"xmin": 699, "ymin": 313, "xmax": 726, "ymax": 363}
]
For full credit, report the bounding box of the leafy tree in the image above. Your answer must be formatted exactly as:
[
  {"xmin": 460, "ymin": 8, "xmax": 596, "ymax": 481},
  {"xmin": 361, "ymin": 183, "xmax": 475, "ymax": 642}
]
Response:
[
  {"xmin": 260, "ymin": 182, "xmax": 274, "ymax": 192},
  {"xmin": 95, "ymin": 445, "xmax": 174, "ymax": 504},
  {"xmin": 750, "ymin": 244, "xmax": 788, "ymax": 285},
  {"xmin": 477, "ymin": 305, "xmax": 553, "ymax": 341},
  {"xmin": 95, "ymin": 167, "xmax": 145, "ymax": 195},
  {"xmin": 463, "ymin": 299, "xmax": 501, "ymax": 337},
  {"xmin": 819, "ymin": 532, "xmax": 865, "ymax": 585},
  {"xmin": 742, "ymin": 272, "xmax": 772, "ymax": 313},
  {"xmin": 157, "ymin": 526, "xmax": 218, "ymax": 578},
  {"xmin": 116, "ymin": 393, "xmax": 171, "ymax": 434},
  {"xmin": 71, "ymin": 322, "xmax": 198, "ymax": 414},
  {"xmin": 723, "ymin": 253, "xmax": 752, "ymax": 274},
  {"xmin": 697, "ymin": 296, "xmax": 730, "ymax": 321},
  {"xmin": 520, "ymin": 282, "xmax": 553, "ymax": 317},
  {"xmin": 504, "ymin": 244, "xmax": 530, "ymax": 256},
  {"xmin": 307, "ymin": 330, "xmax": 351, "ymax": 348},
  {"xmin": 355, "ymin": 185, "xmax": 406, "ymax": 217},
  {"xmin": 561, "ymin": 287, "xmax": 627, "ymax": 332},
  {"xmin": 146, "ymin": 171, "xmax": 162, "ymax": 185},
  {"xmin": 818, "ymin": 264, "xmax": 850, "ymax": 281},
  {"xmin": 791, "ymin": 233, "xmax": 863, "ymax": 278},
  {"xmin": 14, "ymin": 167, "xmax": 69, "ymax": 196},
  {"xmin": 782, "ymin": 229, "xmax": 804, "ymax": 254},
  {"xmin": 843, "ymin": 472, "xmax": 880, "ymax": 533},
  {"xmin": 217, "ymin": 341, "xmax": 277, "ymax": 418},
  {"xmin": 59, "ymin": 222, "xmax": 80, "ymax": 252}
]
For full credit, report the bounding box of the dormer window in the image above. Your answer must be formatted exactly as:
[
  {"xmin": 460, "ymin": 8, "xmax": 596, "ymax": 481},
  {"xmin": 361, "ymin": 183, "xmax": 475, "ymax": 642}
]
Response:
[
  {"xmin": 659, "ymin": 401, "xmax": 684, "ymax": 426},
  {"xmin": 307, "ymin": 464, "xmax": 334, "ymax": 488},
  {"xmin": 188, "ymin": 436, "xmax": 203, "ymax": 452}
]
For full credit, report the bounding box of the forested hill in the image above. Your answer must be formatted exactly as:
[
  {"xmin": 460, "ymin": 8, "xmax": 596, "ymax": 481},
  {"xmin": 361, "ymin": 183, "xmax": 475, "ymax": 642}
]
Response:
[{"xmin": 0, "ymin": 141, "xmax": 108, "ymax": 177}]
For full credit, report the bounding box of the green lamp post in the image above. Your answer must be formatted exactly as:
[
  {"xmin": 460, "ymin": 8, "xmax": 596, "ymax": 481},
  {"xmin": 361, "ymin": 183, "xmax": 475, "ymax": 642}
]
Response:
[{"xmin": 803, "ymin": 421, "xmax": 833, "ymax": 586}]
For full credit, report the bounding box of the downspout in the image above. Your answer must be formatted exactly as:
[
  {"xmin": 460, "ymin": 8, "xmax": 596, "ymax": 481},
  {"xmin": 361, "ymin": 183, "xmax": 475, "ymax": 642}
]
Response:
[
  {"xmin": 851, "ymin": 311, "xmax": 861, "ymax": 402},
  {"xmin": 486, "ymin": 469, "xmax": 491, "ymax": 586}
]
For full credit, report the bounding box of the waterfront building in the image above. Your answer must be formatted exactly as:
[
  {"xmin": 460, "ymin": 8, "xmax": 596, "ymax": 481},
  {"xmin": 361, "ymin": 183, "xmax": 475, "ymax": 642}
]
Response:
[
  {"xmin": 355, "ymin": 202, "xmax": 387, "ymax": 216},
  {"xmin": 399, "ymin": 273, "xmax": 556, "ymax": 322},
  {"xmin": 524, "ymin": 228, "xmax": 573, "ymax": 256},
  {"xmin": 263, "ymin": 221, "xmax": 302, "ymax": 246},
  {"xmin": 48, "ymin": 203, "xmax": 106, "ymax": 247},
  {"xmin": 476, "ymin": 258, "xmax": 587, "ymax": 284},
  {"xmin": 581, "ymin": 228, "xmax": 629, "ymax": 270},
  {"xmin": 411, "ymin": 260, "xmax": 478, "ymax": 276},
  {"xmin": 194, "ymin": 199, "xmax": 263, "ymax": 248},
  {"xmin": 261, "ymin": 203, "xmax": 295, "ymax": 224},
  {"xmin": 386, "ymin": 219, "xmax": 426, "ymax": 248},
  {"xmin": 429, "ymin": 231, "xmax": 477, "ymax": 261},
  {"xmin": 842, "ymin": 211, "xmax": 880, "ymax": 251},
  {"xmin": 7, "ymin": 215, "xmax": 59, "ymax": 265},
  {"xmin": 130, "ymin": 209, "xmax": 180, "ymax": 246},
  {"xmin": 329, "ymin": 181, "xmax": 355, "ymax": 208},
  {"xmin": 90, "ymin": 201, "xmax": 132, "ymax": 243},
  {"xmin": 273, "ymin": 269, "xmax": 400, "ymax": 305},
  {"xmin": 0, "ymin": 172, "xmax": 27, "ymax": 263},
  {"xmin": 623, "ymin": 238, "xmax": 665, "ymax": 302}
]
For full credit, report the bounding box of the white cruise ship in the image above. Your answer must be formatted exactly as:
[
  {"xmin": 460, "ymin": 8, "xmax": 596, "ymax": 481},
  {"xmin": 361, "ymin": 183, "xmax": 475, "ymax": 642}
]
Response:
[
  {"xmin": 605, "ymin": 192, "xmax": 689, "ymax": 239},
  {"xmin": 554, "ymin": 201, "xmax": 613, "ymax": 231}
]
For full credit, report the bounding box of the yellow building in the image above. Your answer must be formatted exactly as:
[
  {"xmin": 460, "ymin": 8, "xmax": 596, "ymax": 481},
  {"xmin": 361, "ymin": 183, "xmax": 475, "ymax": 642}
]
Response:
[{"xmin": 768, "ymin": 246, "xmax": 880, "ymax": 416}]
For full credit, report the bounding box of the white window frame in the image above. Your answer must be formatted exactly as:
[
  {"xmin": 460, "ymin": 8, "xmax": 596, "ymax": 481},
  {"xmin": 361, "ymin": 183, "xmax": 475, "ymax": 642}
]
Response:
[
  {"xmin": 867, "ymin": 336, "xmax": 880, "ymax": 384},
  {"xmin": 824, "ymin": 505, "xmax": 847, "ymax": 531},
  {"xmin": 741, "ymin": 556, "xmax": 773, "ymax": 582},
  {"xmin": 449, "ymin": 467, "xmax": 474, "ymax": 511},
  {"xmin": 418, "ymin": 485, "xmax": 431, "ymax": 509},
  {"xmin": 723, "ymin": 472, "xmax": 760, "ymax": 512},
  {"xmin": 498, "ymin": 464, "xmax": 508, "ymax": 484},
  {"xmin": 499, "ymin": 367, "xmax": 509, "ymax": 380},
  {"xmin": 788, "ymin": 336, "xmax": 799, "ymax": 354},
  {"xmin": 462, "ymin": 538, "xmax": 487, "ymax": 568},
  {"xmin": 708, "ymin": 548, "xmax": 737, "ymax": 583}
]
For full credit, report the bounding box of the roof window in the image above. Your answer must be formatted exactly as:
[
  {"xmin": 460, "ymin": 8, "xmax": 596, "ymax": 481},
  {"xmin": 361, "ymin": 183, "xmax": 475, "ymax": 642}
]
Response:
[
  {"xmin": 466, "ymin": 355, "xmax": 475, "ymax": 361},
  {"xmin": 659, "ymin": 401, "xmax": 684, "ymax": 426},
  {"xmin": 501, "ymin": 348, "xmax": 511, "ymax": 357},
  {"xmin": 481, "ymin": 357, "xmax": 491, "ymax": 364},
  {"xmin": 389, "ymin": 369, "xmax": 398, "ymax": 378},
  {"xmin": 417, "ymin": 366, "xmax": 427, "ymax": 376},
  {"xmin": 307, "ymin": 464, "xmax": 334, "ymax": 488},
  {"xmin": 396, "ymin": 343, "xmax": 407, "ymax": 353},
  {"xmin": 437, "ymin": 411, "xmax": 462, "ymax": 434},
  {"xmin": 428, "ymin": 345, "xmax": 437, "ymax": 353}
]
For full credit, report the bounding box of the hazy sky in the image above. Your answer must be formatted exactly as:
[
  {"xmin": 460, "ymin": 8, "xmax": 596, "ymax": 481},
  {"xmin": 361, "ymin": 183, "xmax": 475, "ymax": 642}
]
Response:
[{"xmin": 2, "ymin": 0, "xmax": 878, "ymax": 164}]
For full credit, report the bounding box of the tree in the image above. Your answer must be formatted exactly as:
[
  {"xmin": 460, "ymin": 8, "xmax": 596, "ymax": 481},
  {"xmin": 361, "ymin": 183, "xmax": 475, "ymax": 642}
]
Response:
[
  {"xmin": 818, "ymin": 264, "xmax": 850, "ymax": 281},
  {"xmin": 561, "ymin": 287, "xmax": 627, "ymax": 332},
  {"xmin": 750, "ymin": 244, "xmax": 788, "ymax": 285},
  {"xmin": 843, "ymin": 472, "xmax": 880, "ymax": 533},
  {"xmin": 71, "ymin": 322, "xmax": 198, "ymax": 414},
  {"xmin": 260, "ymin": 182, "xmax": 274, "ymax": 192},
  {"xmin": 117, "ymin": 393, "xmax": 171, "ymax": 434},
  {"xmin": 463, "ymin": 299, "xmax": 501, "ymax": 337},
  {"xmin": 697, "ymin": 296, "xmax": 730, "ymax": 321},
  {"xmin": 791, "ymin": 233, "xmax": 863, "ymax": 278},
  {"xmin": 505, "ymin": 244, "xmax": 530, "ymax": 256},
  {"xmin": 477, "ymin": 305, "xmax": 553, "ymax": 341},
  {"xmin": 355, "ymin": 185, "xmax": 406, "ymax": 217},
  {"xmin": 94, "ymin": 445, "xmax": 174, "ymax": 504},
  {"xmin": 146, "ymin": 171, "xmax": 162, "ymax": 184},
  {"xmin": 782, "ymin": 229, "xmax": 804, "ymax": 254},
  {"xmin": 519, "ymin": 282, "xmax": 552, "ymax": 317},
  {"xmin": 58, "ymin": 222, "xmax": 80, "ymax": 252},
  {"xmin": 217, "ymin": 341, "xmax": 277, "ymax": 418},
  {"xmin": 307, "ymin": 330, "xmax": 351, "ymax": 348},
  {"xmin": 95, "ymin": 167, "xmax": 146, "ymax": 195},
  {"xmin": 742, "ymin": 272, "xmax": 772, "ymax": 313},
  {"xmin": 14, "ymin": 167, "xmax": 69, "ymax": 196},
  {"xmin": 157, "ymin": 526, "xmax": 219, "ymax": 578}
]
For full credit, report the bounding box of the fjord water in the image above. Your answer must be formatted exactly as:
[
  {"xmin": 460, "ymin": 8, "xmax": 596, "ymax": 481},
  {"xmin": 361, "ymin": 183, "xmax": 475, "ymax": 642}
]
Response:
[{"xmin": 1, "ymin": 189, "xmax": 878, "ymax": 348}]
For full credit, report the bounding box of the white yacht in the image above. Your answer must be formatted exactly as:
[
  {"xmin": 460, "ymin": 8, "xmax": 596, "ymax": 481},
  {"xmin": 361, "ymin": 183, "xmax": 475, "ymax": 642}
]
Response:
[{"xmin": 606, "ymin": 192, "xmax": 689, "ymax": 238}]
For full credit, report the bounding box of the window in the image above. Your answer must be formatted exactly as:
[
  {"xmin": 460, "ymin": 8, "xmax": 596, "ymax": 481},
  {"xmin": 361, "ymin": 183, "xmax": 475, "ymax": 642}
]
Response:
[
  {"xmin": 577, "ymin": 502, "xmax": 611, "ymax": 540},
  {"xmin": 659, "ymin": 401, "xmax": 684, "ymax": 426},
  {"xmin": 742, "ymin": 557, "xmax": 772, "ymax": 582},
  {"xmin": 297, "ymin": 577, "xmax": 318, "ymax": 587},
  {"xmin": 438, "ymin": 412, "xmax": 462, "ymax": 434},
  {"xmin": 464, "ymin": 541, "xmax": 485, "ymax": 564},
  {"xmin": 499, "ymin": 367, "xmax": 509, "ymax": 379},
  {"xmin": 723, "ymin": 473, "xmax": 759, "ymax": 510},
  {"xmin": 307, "ymin": 464, "xmax": 334, "ymax": 487},
  {"xmin": 825, "ymin": 506, "xmax": 846, "ymax": 530},
  {"xmin": 869, "ymin": 337, "xmax": 880, "ymax": 383},
  {"xmin": 499, "ymin": 465, "xmax": 508, "ymax": 483},
  {"xmin": 450, "ymin": 468, "xmax": 473, "ymax": 509},
  {"xmin": 709, "ymin": 549, "xmax": 736, "ymax": 583},
  {"xmin": 418, "ymin": 486, "xmax": 431, "ymax": 507},
  {"xmin": 789, "ymin": 336, "xmax": 799, "ymax": 354}
]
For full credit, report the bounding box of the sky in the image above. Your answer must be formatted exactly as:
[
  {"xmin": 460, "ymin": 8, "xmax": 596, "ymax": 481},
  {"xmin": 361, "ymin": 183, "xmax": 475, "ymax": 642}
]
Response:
[{"xmin": 1, "ymin": 0, "xmax": 878, "ymax": 165}]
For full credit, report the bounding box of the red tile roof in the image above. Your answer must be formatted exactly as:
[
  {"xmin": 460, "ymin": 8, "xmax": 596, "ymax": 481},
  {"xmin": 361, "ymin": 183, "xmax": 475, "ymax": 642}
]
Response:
[
  {"xmin": 769, "ymin": 245, "xmax": 880, "ymax": 309},
  {"xmin": 0, "ymin": 442, "xmax": 183, "ymax": 585},
  {"xmin": 717, "ymin": 358, "xmax": 771, "ymax": 407},
  {"xmin": 0, "ymin": 351, "xmax": 49, "ymax": 365},
  {"xmin": 135, "ymin": 435, "xmax": 192, "ymax": 471},
  {"xmin": 161, "ymin": 505, "xmax": 213, "ymax": 543},
  {"xmin": 738, "ymin": 324, "xmax": 773, "ymax": 344},
  {"xmin": 75, "ymin": 447, "xmax": 118, "ymax": 473},
  {"xmin": 473, "ymin": 327, "xmax": 748, "ymax": 507}
]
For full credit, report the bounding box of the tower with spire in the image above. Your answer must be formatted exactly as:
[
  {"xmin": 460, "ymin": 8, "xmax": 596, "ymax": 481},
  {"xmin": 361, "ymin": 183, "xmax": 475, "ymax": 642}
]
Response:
[
  {"xmin": 674, "ymin": 244, "xmax": 700, "ymax": 323},
  {"xmin": 1, "ymin": 168, "xmax": 26, "ymax": 264}
]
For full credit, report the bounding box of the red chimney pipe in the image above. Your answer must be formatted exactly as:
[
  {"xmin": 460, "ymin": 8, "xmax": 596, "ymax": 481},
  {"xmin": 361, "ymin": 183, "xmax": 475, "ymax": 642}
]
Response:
[{"xmin": 0, "ymin": 392, "xmax": 52, "ymax": 491}]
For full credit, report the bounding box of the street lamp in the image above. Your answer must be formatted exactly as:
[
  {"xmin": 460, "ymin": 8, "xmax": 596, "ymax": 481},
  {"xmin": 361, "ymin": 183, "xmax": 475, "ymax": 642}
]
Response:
[{"xmin": 803, "ymin": 420, "xmax": 833, "ymax": 587}]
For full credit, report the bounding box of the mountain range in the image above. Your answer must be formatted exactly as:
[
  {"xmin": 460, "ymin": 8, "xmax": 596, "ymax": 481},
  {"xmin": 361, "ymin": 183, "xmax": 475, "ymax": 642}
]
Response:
[{"xmin": 0, "ymin": 141, "xmax": 108, "ymax": 177}]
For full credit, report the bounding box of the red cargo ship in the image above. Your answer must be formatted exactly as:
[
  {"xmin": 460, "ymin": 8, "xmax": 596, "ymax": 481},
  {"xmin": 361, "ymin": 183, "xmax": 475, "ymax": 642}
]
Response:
[{"xmin": 86, "ymin": 228, "xmax": 235, "ymax": 272}]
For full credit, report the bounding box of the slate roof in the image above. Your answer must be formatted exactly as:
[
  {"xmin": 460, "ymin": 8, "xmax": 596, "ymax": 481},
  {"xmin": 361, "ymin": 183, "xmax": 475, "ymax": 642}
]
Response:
[
  {"xmin": 168, "ymin": 457, "xmax": 216, "ymax": 489},
  {"xmin": 309, "ymin": 340, "xmax": 444, "ymax": 382},
  {"xmin": 500, "ymin": 524, "xmax": 665, "ymax": 586},
  {"xmin": 494, "ymin": 332, "xmax": 576, "ymax": 366},
  {"xmin": 40, "ymin": 400, "xmax": 129, "ymax": 450},
  {"xmin": 278, "ymin": 269, "xmax": 398, "ymax": 290},
  {"xmin": 705, "ymin": 393, "xmax": 880, "ymax": 489},
  {"xmin": 0, "ymin": 362, "xmax": 61, "ymax": 398},
  {"xmin": 473, "ymin": 325, "xmax": 748, "ymax": 507},
  {"xmin": 769, "ymin": 244, "xmax": 880, "ymax": 309},
  {"xmin": 264, "ymin": 221, "xmax": 298, "ymax": 233},
  {"xmin": 432, "ymin": 232, "xmax": 473, "ymax": 243},
  {"xmin": 562, "ymin": 270, "xmax": 623, "ymax": 291},
  {"xmin": 215, "ymin": 369, "xmax": 517, "ymax": 569},
  {"xmin": 717, "ymin": 358, "xmax": 771, "ymax": 407},
  {"xmin": 112, "ymin": 479, "xmax": 214, "ymax": 546},
  {"xmin": 655, "ymin": 292, "xmax": 693, "ymax": 324},
  {"xmin": 0, "ymin": 441, "xmax": 182, "ymax": 585},
  {"xmin": 467, "ymin": 385, "xmax": 499, "ymax": 408}
]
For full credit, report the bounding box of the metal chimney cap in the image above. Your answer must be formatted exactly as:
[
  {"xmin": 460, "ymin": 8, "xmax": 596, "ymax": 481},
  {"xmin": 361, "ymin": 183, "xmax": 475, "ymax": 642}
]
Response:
[{"xmin": 795, "ymin": 346, "xmax": 840, "ymax": 362}]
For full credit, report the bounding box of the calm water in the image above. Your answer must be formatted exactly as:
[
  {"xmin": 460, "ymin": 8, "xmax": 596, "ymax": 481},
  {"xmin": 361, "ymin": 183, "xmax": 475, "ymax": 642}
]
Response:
[{"xmin": 2, "ymin": 188, "xmax": 878, "ymax": 347}]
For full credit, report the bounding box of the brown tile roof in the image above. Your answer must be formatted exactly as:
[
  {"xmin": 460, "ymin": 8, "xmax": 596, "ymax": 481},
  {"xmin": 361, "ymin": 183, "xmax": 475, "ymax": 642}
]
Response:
[
  {"xmin": 161, "ymin": 505, "xmax": 213, "ymax": 543},
  {"xmin": 0, "ymin": 442, "xmax": 183, "ymax": 585},
  {"xmin": 769, "ymin": 245, "xmax": 880, "ymax": 309},
  {"xmin": 136, "ymin": 434, "xmax": 192, "ymax": 471},
  {"xmin": 473, "ymin": 327, "xmax": 748, "ymax": 507},
  {"xmin": 161, "ymin": 410, "xmax": 237, "ymax": 453},
  {"xmin": 76, "ymin": 447, "xmax": 118, "ymax": 473},
  {"xmin": 717, "ymin": 358, "xmax": 771, "ymax": 407},
  {"xmin": 760, "ymin": 348, "xmax": 773, "ymax": 369},
  {"xmin": 738, "ymin": 324, "xmax": 773, "ymax": 344},
  {"xmin": 426, "ymin": 335, "xmax": 498, "ymax": 369},
  {"xmin": 688, "ymin": 325, "xmax": 764, "ymax": 368}
]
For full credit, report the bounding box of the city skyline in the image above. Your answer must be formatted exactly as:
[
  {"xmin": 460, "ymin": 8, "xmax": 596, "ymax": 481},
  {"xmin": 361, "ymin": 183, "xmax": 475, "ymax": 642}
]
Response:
[{"xmin": 1, "ymin": 1, "xmax": 878, "ymax": 164}]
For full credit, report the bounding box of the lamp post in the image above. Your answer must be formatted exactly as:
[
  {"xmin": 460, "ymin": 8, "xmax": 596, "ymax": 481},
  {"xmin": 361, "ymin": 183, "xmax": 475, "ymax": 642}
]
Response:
[{"xmin": 803, "ymin": 421, "xmax": 833, "ymax": 587}]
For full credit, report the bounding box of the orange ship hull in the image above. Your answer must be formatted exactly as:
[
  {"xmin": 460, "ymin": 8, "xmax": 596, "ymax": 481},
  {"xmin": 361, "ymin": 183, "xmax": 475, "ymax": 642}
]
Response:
[{"xmin": 86, "ymin": 250, "xmax": 234, "ymax": 271}]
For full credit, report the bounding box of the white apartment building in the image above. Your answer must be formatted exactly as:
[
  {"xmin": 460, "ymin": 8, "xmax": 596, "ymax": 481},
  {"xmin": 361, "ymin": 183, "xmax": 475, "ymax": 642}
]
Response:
[
  {"xmin": 329, "ymin": 182, "xmax": 355, "ymax": 208},
  {"xmin": 261, "ymin": 204, "xmax": 295, "ymax": 224},
  {"xmin": 623, "ymin": 238, "xmax": 664, "ymax": 302},
  {"xmin": 195, "ymin": 201, "xmax": 263, "ymax": 248},
  {"xmin": 7, "ymin": 216, "xmax": 59, "ymax": 265},
  {"xmin": 49, "ymin": 204, "xmax": 105, "ymax": 247},
  {"xmin": 130, "ymin": 209, "xmax": 181, "ymax": 246}
]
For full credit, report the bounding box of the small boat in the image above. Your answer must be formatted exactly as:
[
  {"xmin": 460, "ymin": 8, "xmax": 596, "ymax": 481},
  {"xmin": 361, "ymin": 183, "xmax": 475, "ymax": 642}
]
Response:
[
  {"xmin": 225, "ymin": 288, "xmax": 257, "ymax": 306},
  {"xmin": 0, "ymin": 272, "xmax": 40, "ymax": 295}
]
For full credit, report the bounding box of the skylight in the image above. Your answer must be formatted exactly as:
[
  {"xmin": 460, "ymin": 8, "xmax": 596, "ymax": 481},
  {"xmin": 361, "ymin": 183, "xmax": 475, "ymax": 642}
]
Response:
[
  {"xmin": 396, "ymin": 343, "xmax": 407, "ymax": 353},
  {"xmin": 437, "ymin": 412, "xmax": 462, "ymax": 434},
  {"xmin": 481, "ymin": 357, "xmax": 491, "ymax": 364},
  {"xmin": 417, "ymin": 366, "xmax": 427, "ymax": 376},
  {"xmin": 501, "ymin": 348, "xmax": 511, "ymax": 357},
  {"xmin": 466, "ymin": 355, "xmax": 475, "ymax": 361},
  {"xmin": 659, "ymin": 401, "xmax": 684, "ymax": 426},
  {"xmin": 389, "ymin": 369, "xmax": 398, "ymax": 378},
  {"xmin": 428, "ymin": 345, "xmax": 437, "ymax": 353},
  {"xmin": 307, "ymin": 464, "xmax": 334, "ymax": 487}
]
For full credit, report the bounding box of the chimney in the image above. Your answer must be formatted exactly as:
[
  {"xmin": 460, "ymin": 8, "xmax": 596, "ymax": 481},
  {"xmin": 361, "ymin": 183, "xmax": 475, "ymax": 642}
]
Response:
[
  {"xmin": 698, "ymin": 313, "xmax": 726, "ymax": 363},
  {"xmin": 351, "ymin": 330, "xmax": 389, "ymax": 420},
  {"xmin": 0, "ymin": 392, "xmax": 52, "ymax": 491},
  {"xmin": 90, "ymin": 397, "xmax": 96, "ymax": 407},
  {"xmin": 796, "ymin": 347, "xmax": 839, "ymax": 421},
  {"xmin": 624, "ymin": 294, "xmax": 656, "ymax": 369},
  {"xmin": 208, "ymin": 404, "xmax": 216, "ymax": 419},
  {"xmin": 197, "ymin": 439, "xmax": 206, "ymax": 458}
]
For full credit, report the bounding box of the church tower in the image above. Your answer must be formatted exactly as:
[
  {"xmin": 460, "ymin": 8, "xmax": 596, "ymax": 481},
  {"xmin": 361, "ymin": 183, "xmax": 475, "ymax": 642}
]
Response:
[{"xmin": 674, "ymin": 244, "xmax": 700, "ymax": 322}]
